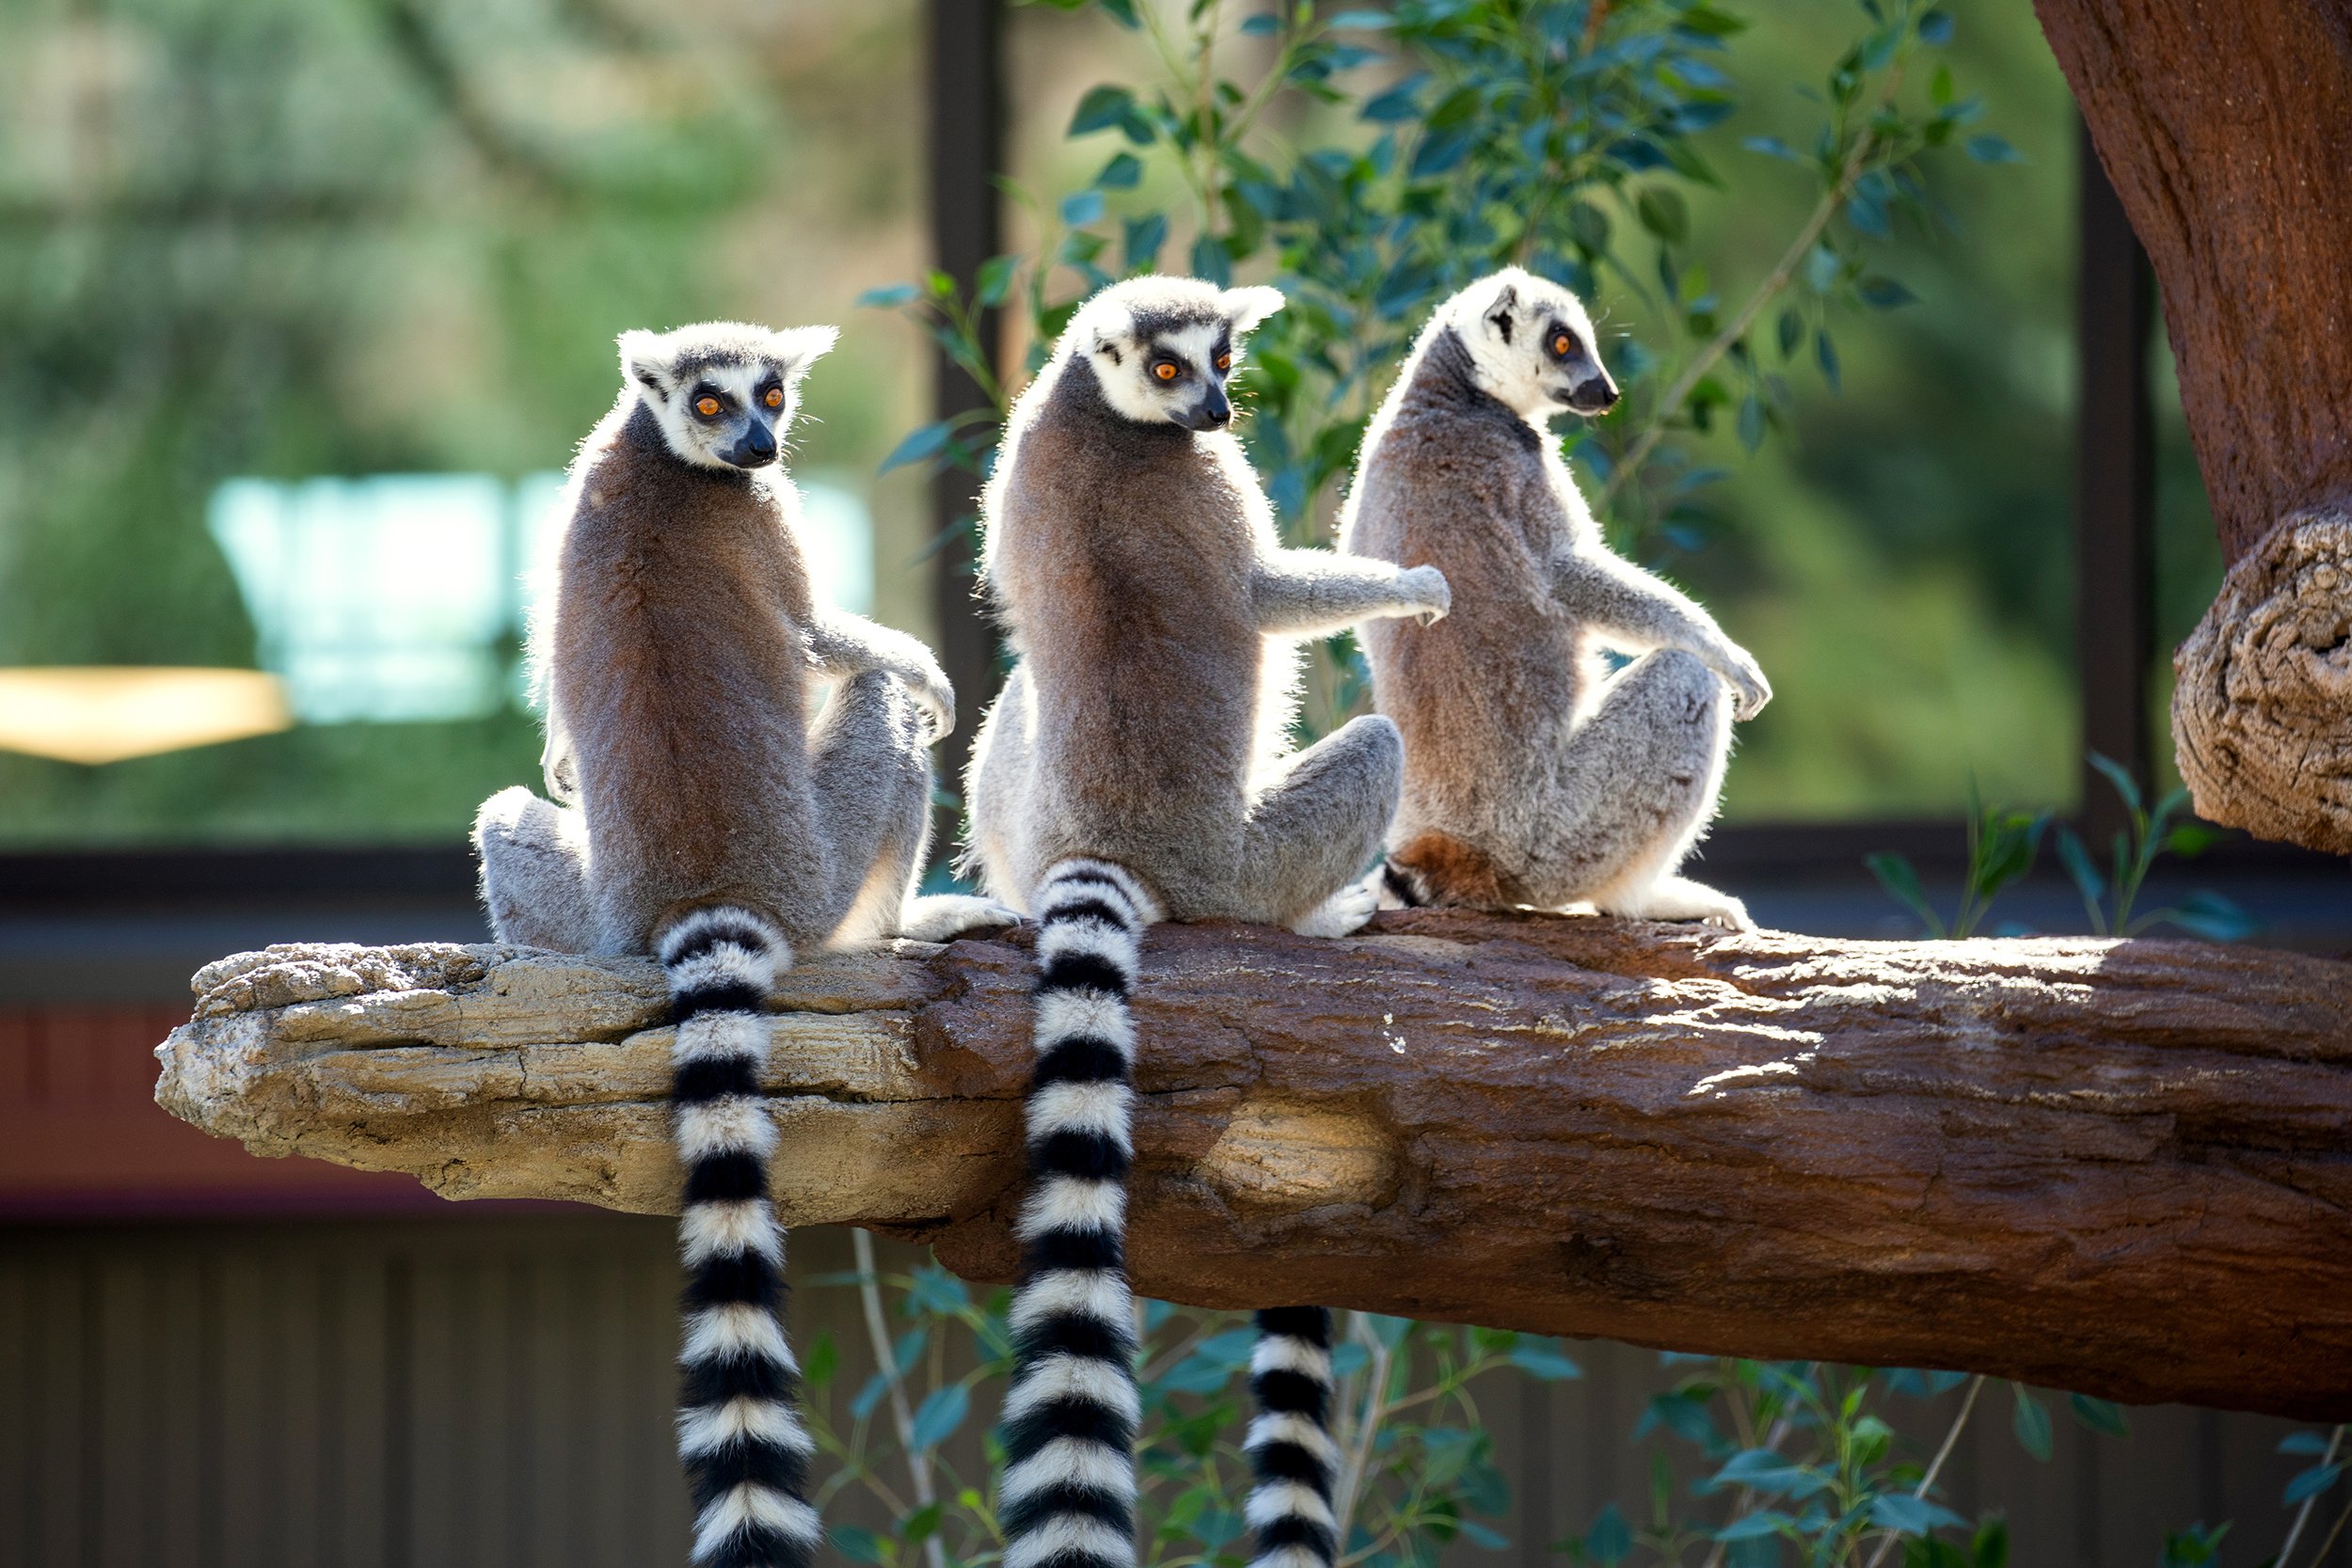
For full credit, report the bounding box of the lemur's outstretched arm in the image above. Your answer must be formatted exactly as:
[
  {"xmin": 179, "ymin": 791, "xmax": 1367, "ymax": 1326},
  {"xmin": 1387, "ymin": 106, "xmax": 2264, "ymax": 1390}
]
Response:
[
  {"xmin": 1549, "ymin": 550, "xmax": 1772, "ymax": 718},
  {"xmin": 1251, "ymin": 548, "xmax": 1451, "ymax": 637},
  {"xmin": 804, "ymin": 610, "xmax": 957, "ymax": 739}
]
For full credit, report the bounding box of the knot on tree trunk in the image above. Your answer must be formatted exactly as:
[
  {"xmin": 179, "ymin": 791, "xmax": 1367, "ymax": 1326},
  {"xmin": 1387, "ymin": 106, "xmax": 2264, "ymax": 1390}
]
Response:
[{"xmin": 2173, "ymin": 506, "xmax": 2352, "ymax": 855}]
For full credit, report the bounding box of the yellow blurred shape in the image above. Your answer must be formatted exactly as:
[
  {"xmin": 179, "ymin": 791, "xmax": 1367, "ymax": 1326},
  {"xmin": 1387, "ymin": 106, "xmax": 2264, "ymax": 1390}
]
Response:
[{"xmin": 0, "ymin": 668, "xmax": 294, "ymax": 765}]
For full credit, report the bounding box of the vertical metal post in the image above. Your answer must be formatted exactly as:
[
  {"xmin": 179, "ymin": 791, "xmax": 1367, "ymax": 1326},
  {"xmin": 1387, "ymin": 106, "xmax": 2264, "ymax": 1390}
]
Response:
[
  {"xmin": 2074, "ymin": 114, "xmax": 2156, "ymax": 844},
  {"xmin": 925, "ymin": 0, "xmax": 1005, "ymax": 872}
]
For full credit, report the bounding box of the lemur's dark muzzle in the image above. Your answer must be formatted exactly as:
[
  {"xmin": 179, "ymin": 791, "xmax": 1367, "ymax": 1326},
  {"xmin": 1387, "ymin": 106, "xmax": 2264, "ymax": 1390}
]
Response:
[
  {"xmin": 725, "ymin": 423, "xmax": 780, "ymax": 467},
  {"xmin": 1566, "ymin": 376, "xmax": 1619, "ymax": 415},
  {"xmin": 1171, "ymin": 388, "xmax": 1232, "ymax": 431}
]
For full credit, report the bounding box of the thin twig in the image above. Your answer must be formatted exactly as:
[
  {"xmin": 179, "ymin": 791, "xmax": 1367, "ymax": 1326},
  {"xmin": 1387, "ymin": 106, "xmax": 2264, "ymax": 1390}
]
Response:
[
  {"xmin": 2305, "ymin": 1490, "xmax": 2352, "ymax": 1568},
  {"xmin": 1331, "ymin": 1314, "xmax": 1395, "ymax": 1557},
  {"xmin": 2279, "ymin": 1425, "xmax": 2348, "ymax": 1568},
  {"xmin": 851, "ymin": 1228, "xmax": 947, "ymax": 1568},
  {"xmin": 1597, "ymin": 55, "xmax": 1909, "ymax": 513},
  {"xmin": 1698, "ymin": 1364, "xmax": 1815, "ymax": 1568},
  {"xmin": 1859, "ymin": 1375, "xmax": 1985, "ymax": 1568}
]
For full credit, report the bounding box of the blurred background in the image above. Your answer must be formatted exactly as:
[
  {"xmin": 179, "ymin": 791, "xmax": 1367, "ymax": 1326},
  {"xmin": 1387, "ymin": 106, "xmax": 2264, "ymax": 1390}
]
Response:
[{"xmin": 0, "ymin": 1, "xmax": 2344, "ymax": 1565}]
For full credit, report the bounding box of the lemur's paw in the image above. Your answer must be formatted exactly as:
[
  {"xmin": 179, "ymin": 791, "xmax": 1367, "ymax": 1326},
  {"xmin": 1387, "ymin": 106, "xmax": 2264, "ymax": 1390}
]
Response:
[
  {"xmin": 1290, "ymin": 874, "xmax": 1381, "ymax": 939},
  {"xmin": 910, "ymin": 670, "xmax": 958, "ymax": 742},
  {"xmin": 897, "ymin": 894, "xmax": 1021, "ymax": 942},
  {"xmin": 1403, "ymin": 563, "xmax": 1452, "ymax": 626},
  {"xmin": 1699, "ymin": 895, "xmax": 1756, "ymax": 933}
]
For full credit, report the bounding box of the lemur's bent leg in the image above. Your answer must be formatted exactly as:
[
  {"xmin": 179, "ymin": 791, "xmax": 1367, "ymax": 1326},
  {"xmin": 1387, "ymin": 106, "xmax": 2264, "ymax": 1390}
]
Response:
[
  {"xmin": 1235, "ymin": 715, "xmax": 1404, "ymax": 935},
  {"xmin": 1534, "ymin": 648, "xmax": 1746, "ymax": 927},
  {"xmin": 807, "ymin": 672, "xmax": 939, "ymax": 943},
  {"xmin": 473, "ymin": 786, "xmax": 601, "ymax": 952},
  {"xmin": 958, "ymin": 664, "xmax": 1039, "ymax": 911}
]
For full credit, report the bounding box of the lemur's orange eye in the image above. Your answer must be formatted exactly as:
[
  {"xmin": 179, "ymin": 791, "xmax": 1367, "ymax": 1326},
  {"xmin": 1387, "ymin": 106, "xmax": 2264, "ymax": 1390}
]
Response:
[
  {"xmin": 1215, "ymin": 353, "xmax": 1232, "ymax": 372},
  {"xmin": 1152, "ymin": 359, "xmax": 1180, "ymax": 382},
  {"xmin": 695, "ymin": 395, "xmax": 722, "ymax": 418},
  {"xmin": 763, "ymin": 387, "xmax": 785, "ymax": 409},
  {"xmin": 1552, "ymin": 333, "xmax": 1572, "ymax": 356}
]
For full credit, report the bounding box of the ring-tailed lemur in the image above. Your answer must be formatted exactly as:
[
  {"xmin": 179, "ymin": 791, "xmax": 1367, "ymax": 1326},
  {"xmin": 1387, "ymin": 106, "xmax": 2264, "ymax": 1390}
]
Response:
[
  {"xmin": 963, "ymin": 277, "xmax": 1448, "ymax": 1568},
  {"xmin": 1340, "ymin": 267, "xmax": 1771, "ymax": 931},
  {"xmin": 470, "ymin": 321, "xmax": 1009, "ymax": 1568}
]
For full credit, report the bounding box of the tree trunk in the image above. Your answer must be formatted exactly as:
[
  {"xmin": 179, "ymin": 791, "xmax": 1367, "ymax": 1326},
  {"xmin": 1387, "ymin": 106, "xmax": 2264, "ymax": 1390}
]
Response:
[
  {"xmin": 156, "ymin": 914, "xmax": 2352, "ymax": 1420},
  {"xmin": 2033, "ymin": 0, "xmax": 2352, "ymax": 851}
]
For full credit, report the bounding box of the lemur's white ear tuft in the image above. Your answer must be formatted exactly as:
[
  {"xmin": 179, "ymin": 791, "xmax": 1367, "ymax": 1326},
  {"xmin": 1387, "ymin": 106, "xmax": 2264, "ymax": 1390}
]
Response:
[
  {"xmin": 769, "ymin": 325, "xmax": 840, "ymax": 379},
  {"xmin": 618, "ymin": 329, "xmax": 669, "ymax": 394},
  {"xmin": 1221, "ymin": 285, "xmax": 1286, "ymax": 333}
]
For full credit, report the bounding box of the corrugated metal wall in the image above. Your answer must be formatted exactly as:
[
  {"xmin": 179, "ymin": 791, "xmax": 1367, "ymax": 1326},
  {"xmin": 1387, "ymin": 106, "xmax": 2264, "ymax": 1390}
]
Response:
[{"xmin": 2, "ymin": 1214, "xmax": 2341, "ymax": 1568}]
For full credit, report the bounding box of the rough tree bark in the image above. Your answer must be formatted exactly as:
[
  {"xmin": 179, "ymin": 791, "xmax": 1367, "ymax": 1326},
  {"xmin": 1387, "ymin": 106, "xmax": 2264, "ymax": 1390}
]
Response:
[
  {"xmin": 2033, "ymin": 0, "xmax": 2352, "ymax": 852},
  {"xmin": 156, "ymin": 914, "xmax": 2352, "ymax": 1420}
]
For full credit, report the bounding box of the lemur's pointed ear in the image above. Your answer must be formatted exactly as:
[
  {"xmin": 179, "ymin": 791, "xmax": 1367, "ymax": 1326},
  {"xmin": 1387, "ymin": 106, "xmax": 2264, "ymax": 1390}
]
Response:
[
  {"xmin": 618, "ymin": 329, "xmax": 669, "ymax": 395},
  {"xmin": 1221, "ymin": 285, "xmax": 1286, "ymax": 333},
  {"xmin": 769, "ymin": 325, "xmax": 839, "ymax": 381},
  {"xmin": 1486, "ymin": 282, "xmax": 1520, "ymax": 341}
]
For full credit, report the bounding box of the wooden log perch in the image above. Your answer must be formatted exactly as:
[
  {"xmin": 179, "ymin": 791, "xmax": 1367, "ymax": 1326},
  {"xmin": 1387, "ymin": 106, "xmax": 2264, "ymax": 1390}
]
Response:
[{"xmin": 154, "ymin": 912, "xmax": 2352, "ymax": 1420}]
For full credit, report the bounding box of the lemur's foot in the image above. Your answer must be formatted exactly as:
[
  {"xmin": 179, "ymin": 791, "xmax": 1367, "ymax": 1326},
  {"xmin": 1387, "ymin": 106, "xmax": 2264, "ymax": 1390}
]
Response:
[
  {"xmin": 897, "ymin": 894, "xmax": 1021, "ymax": 942},
  {"xmin": 1600, "ymin": 875, "xmax": 1754, "ymax": 933},
  {"xmin": 1290, "ymin": 874, "xmax": 1381, "ymax": 939}
]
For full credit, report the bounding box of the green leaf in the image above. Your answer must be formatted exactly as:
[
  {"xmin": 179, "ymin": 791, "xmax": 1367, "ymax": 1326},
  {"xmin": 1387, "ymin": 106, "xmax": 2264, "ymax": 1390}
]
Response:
[
  {"xmin": 1965, "ymin": 134, "xmax": 2025, "ymax": 165},
  {"xmin": 2054, "ymin": 828, "xmax": 2106, "ymax": 927},
  {"xmin": 1867, "ymin": 851, "xmax": 1944, "ymax": 937},
  {"xmin": 1777, "ymin": 308, "xmax": 1804, "ymax": 357},
  {"xmin": 1737, "ymin": 392, "xmax": 1765, "ymax": 451},
  {"xmin": 2285, "ymin": 1462, "xmax": 2344, "ymax": 1504},
  {"xmin": 1094, "ymin": 151, "xmax": 1143, "ymax": 190},
  {"xmin": 1857, "ymin": 276, "xmax": 1918, "ymax": 309},
  {"xmin": 1743, "ymin": 135, "xmax": 1803, "ymax": 162},
  {"xmin": 1714, "ymin": 1510, "xmax": 1793, "ymax": 1541},
  {"xmin": 909, "ymin": 1382, "xmax": 970, "ymax": 1449},
  {"xmin": 1327, "ymin": 8, "xmax": 1395, "ymax": 26},
  {"xmin": 974, "ymin": 254, "xmax": 1019, "ymax": 309},
  {"xmin": 900, "ymin": 1502, "xmax": 944, "ymax": 1546},
  {"xmin": 1060, "ymin": 189, "xmax": 1106, "ymax": 227},
  {"xmin": 2067, "ymin": 1393, "xmax": 2131, "ymax": 1436},
  {"xmin": 1636, "ymin": 187, "xmax": 1689, "ymax": 244},
  {"xmin": 1506, "ymin": 1340, "xmax": 1583, "ymax": 1382},
  {"xmin": 2087, "ymin": 752, "xmax": 2144, "ymax": 816},
  {"xmin": 877, "ymin": 420, "xmax": 955, "ymax": 477},
  {"xmin": 2010, "ymin": 1385, "xmax": 2053, "ymax": 1462},
  {"xmin": 1972, "ymin": 1516, "xmax": 2010, "ymax": 1568},
  {"xmin": 1586, "ymin": 1504, "xmax": 1633, "ymax": 1566},
  {"xmin": 1706, "ymin": 1449, "xmax": 1829, "ymax": 1499},
  {"xmin": 855, "ymin": 282, "xmax": 920, "ymax": 309},
  {"xmin": 1815, "ymin": 330, "xmax": 1841, "ymax": 394},
  {"xmin": 831, "ymin": 1524, "xmax": 891, "ymax": 1565},
  {"xmin": 2280, "ymin": 1431, "xmax": 2337, "ymax": 1454},
  {"xmin": 1869, "ymin": 1493, "xmax": 1967, "ymax": 1536},
  {"xmin": 1068, "ymin": 84, "xmax": 1137, "ymax": 137},
  {"xmin": 1122, "ymin": 211, "xmax": 1168, "ymax": 271},
  {"xmin": 802, "ymin": 1330, "xmax": 839, "ymax": 1391},
  {"xmin": 1918, "ymin": 8, "xmax": 1955, "ymax": 43}
]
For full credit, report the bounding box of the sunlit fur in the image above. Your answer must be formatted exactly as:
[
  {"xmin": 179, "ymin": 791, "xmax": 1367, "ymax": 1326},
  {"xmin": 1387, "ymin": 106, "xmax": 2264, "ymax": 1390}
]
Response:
[
  {"xmin": 1341, "ymin": 269, "xmax": 1770, "ymax": 932},
  {"xmin": 620, "ymin": 322, "xmax": 838, "ymax": 472},
  {"xmin": 1437, "ymin": 264, "xmax": 1619, "ymax": 420},
  {"xmin": 967, "ymin": 275, "xmax": 1446, "ymax": 1568}
]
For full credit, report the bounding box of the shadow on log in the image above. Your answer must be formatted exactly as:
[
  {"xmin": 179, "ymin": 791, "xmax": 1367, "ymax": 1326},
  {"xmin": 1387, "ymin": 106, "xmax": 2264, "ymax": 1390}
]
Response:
[{"xmin": 154, "ymin": 911, "xmax": 2352, "ymax": 1419}]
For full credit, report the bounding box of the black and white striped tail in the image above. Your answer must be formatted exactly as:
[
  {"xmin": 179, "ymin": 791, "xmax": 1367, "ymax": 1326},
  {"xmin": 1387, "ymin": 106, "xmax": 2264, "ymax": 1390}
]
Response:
[
  {"xmin": 1246, "ymin": 1307, "xmax": 1342, "ymax": 1568},
  {"xmin": 1000, "ymin": 860, "xmax": 1158, "ymax": 1568},
  {"xmin": 660, "ymin": 908, "xmax": 818, "ymax": 1568}
]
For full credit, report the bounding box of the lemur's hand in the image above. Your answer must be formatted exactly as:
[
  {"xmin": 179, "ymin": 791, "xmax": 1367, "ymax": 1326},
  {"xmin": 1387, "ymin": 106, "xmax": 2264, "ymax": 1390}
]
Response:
[
  {"xmin": 1709, "ymin": 642, "xmax": 1772, "ymax": 721},
  {"xmin": 906, "ymin": 664, "xmax": 957, "ymax": 742},
  {"xmin": 1402, "ymin": 563, "xmax": 1452, "ymax": 626}
]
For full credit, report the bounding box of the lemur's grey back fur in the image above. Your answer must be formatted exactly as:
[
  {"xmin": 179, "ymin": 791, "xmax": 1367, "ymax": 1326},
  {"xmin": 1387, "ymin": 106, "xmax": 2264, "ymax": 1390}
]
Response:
[
  {"xmin": 469, "ymin": 321, "xmax": 1008, "ymax": 1568},
  {"xmin": 1341, "ymin": 268, "xmax": 1770, "ymax": 930},
  {"xmin": 965, "ymin": 276, "xmax": 1449, "ymax": 1568}
]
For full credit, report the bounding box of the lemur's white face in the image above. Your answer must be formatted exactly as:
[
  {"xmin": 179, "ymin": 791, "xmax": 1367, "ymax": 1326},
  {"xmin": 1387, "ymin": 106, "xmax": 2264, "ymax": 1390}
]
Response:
[
  {"xmin": 1084, "ymin": 283, "xmax": 1285, "ymax": 430},
  {"xmin": 619, "ymin": 324, "xmax": 838, "ymax": 471},
  {"xmin": 1454, "ymin": 271, "xmax": 1617, "ymax": 422}
]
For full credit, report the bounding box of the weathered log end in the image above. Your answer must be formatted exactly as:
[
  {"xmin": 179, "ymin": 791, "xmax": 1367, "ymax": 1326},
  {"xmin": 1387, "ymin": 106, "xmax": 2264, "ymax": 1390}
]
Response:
[
  {"xmin": 2173, "ymin": 507, "xmax": 2352, "ymax": 855},
  {"xmin": 153, "ymin": 917, "xmax": 2352, "ymax": 1419}
]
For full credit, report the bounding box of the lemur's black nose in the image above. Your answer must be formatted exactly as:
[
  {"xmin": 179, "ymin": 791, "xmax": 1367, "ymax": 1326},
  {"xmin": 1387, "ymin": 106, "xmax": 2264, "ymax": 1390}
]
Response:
[{"xmin": 1572, "ymin": 377, "xmax": 1619, "ymax": 412}]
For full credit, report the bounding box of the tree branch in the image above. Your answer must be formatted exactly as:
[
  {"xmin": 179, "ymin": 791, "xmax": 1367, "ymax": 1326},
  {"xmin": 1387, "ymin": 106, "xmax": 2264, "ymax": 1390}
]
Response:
[{"xmin": 154, "ymin": 911, "xmax": 2352, "ymax": 1419}]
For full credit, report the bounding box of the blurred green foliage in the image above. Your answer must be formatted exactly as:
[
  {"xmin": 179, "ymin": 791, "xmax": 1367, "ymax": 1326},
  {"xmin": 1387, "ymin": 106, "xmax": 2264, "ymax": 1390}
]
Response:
[{"xmin": 0, "ymin": 0, "xmax": 2227, "ymax": 845}]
